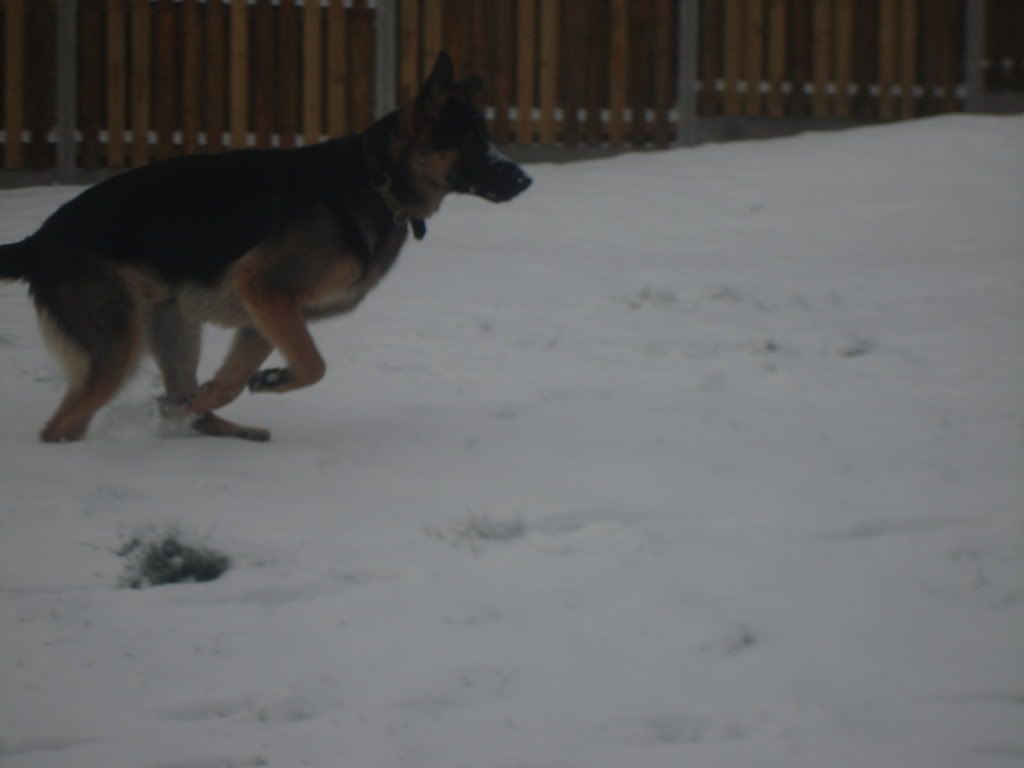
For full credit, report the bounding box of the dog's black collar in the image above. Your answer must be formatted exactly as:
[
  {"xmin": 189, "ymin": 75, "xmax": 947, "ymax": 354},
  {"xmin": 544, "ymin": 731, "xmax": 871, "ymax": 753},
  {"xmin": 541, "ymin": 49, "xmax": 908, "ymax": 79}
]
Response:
[{"xmin": 362, "ymin": 137, "xmax": 426, "ymax": 241}]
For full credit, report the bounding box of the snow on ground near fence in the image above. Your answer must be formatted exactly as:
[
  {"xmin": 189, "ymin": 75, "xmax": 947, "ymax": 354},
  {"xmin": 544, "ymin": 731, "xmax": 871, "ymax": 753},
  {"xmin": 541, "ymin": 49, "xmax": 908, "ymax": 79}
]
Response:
[{"xmin": 1, "ymin": 115, "xmax": 1022, "ymax": 768}]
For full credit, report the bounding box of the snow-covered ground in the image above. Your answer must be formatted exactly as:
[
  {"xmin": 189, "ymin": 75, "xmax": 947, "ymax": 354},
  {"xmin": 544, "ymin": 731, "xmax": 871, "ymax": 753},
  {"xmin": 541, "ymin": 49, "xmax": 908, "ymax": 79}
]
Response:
[{"xmin": 1, "ymin": 115, "xmax": 1022, "ymax": 768}]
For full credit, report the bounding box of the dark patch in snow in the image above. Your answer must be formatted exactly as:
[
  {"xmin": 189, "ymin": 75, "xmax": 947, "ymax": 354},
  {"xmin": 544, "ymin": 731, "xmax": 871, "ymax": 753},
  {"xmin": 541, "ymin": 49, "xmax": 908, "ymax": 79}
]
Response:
[
  {"xmin": 623, "ymin": 285, "xmax": 680, "ymax": 310},
  {"xmin": 643, "ymin": 713, "xmax": 712, "ymax": 744},
  {"xmin": 824, "ymin": 516, "xmax": 979, "ymax": 541},
  {"xmin": 839, "ymin": 336, "xmax": 876, "ymax": 358},
  {"xmin": 0, "ymin": 737, "xmax": 93, "ymax": 758},
  {"xmin": 700, "ymin": 623, "xmax": 758, "ymax": 655},
  {"xmin": 427, "ymin": 512, "xmax": 528, "ymax": 551},
  {"xmin": 147, "ymin": 756, "xmax": 268, "ymax": 768}
]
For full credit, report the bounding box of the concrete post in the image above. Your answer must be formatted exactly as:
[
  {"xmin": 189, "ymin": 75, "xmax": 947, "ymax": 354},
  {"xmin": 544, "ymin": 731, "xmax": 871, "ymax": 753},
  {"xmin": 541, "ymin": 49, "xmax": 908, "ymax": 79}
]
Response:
[
  {"xmin": 56, "ymin": 0, "xmax": 77, "ymax": 184},
  {"xmin": 676, "ymin": 0, "xmax": 699, "ymax": 146},
  {"xmin": 375, "ymin": 0, "xmax": 398, "ymax": 118},
  {"xmin": 964, "ymin": 0, "xmax": 986, "ymax": 113}
]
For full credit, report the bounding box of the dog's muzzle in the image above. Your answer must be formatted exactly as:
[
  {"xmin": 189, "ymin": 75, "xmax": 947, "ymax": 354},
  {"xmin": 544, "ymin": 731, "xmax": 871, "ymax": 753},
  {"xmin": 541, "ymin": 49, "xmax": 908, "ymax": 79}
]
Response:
[{"xmin": 466, "ymin": 144, "xmax": 532, "ymax": 203}]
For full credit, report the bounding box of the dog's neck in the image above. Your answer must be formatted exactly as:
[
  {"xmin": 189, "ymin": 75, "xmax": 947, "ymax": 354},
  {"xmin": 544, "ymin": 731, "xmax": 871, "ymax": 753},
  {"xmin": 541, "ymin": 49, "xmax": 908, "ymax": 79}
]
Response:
[{"xmin": 361, "ymin": 128, "xmax": 427, "ymax": 241}]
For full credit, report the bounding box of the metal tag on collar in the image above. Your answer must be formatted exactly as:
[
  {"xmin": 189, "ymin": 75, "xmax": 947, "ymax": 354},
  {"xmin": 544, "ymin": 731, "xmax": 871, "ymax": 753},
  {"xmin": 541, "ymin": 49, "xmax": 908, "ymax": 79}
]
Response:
[{"xmin": 411, "ymin": 218, "xmax": 426, "ymax": 240}]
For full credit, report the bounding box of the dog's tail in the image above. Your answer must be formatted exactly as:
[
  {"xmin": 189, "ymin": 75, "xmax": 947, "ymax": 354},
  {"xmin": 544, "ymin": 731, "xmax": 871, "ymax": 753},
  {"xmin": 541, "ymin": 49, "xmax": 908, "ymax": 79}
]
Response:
[{"xmin": 0, "ymin": 239, "xmax": 37, "ymax": 282}]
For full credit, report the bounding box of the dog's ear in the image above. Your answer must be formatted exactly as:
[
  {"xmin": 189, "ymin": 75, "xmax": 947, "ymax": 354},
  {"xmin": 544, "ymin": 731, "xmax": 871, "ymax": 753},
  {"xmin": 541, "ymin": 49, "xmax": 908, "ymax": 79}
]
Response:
[{"xmin": 413, "ymin": 51, "xmax": 455, "ymax": 131}]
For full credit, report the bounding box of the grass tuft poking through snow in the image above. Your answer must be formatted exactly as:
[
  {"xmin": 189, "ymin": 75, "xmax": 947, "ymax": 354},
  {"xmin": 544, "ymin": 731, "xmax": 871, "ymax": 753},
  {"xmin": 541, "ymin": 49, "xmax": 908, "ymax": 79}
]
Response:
[{"xmin": 117, "ymin": 528, "xmax": 230, "ymax": 589}]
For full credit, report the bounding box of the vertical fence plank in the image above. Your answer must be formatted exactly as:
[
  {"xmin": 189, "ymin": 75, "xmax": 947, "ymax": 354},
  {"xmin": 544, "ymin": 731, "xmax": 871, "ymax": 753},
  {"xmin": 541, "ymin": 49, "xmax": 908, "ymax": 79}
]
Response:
[
  {"xmin": 945, "ymin": 0, "xmax": 963, "ymax": 111},
  {"xmin": 278, "ymin": 0, "xmax": 299, "ymax": 147},
  {"xmin": 492, "ymin": 0, "xmax": 514, "ymax": 143},
  {"xmin": 131, "ymin": 0, "xmax": 150, "ymax": 165},
  {"xmin": 787, "ymin": 0, "xmax": 812, "ymax": 117},
  {"xmin": 0, "ymin": 0, "xmax": 5, "ymax": 145},
  {"xmin": 516, "ymin": 0, "xmax": 535, "ymax": 143},
  {"xmin": 423, "ymin": 0, "xmax": 443, "ymax": 75},
  {"xmin": 539, "ymin": 0, "xmax": 559, "ymax": 144},
  {"xmin": 929, "ymin": 0, "xmax": 949, "ymax": 114},
  {"xmin": 899, "ymin": 0, "xmax": 917, "ymax": 118},
  {"xmin": 982, "ymin": 0, "xmax": 996, "ymax": 91},
  {"xmin": 986, "ymin": 0, "xmax": 1004, "ymax": 91},
  {"xmin": 155, "ymin": 0, "xmax": 177, "ymax": 161},
  {"xmin": 878, "ymin": 0, "xmax": 896, "ymax": 119},
  {"xmin": 445, "ymin": 0, "xmax": 468, "ymax": 73},
  {"xmin": 628, "ymin": 0, "xmax": 652, "ymax": 146},
  {"xmin": 327, "ymin": 0, "xmax": 348, "ymax": 135},
  {"xmin": 350, "ymin": 0, "xmax": 372, "ymax": 131},
  {"xmin": 722, "ymin": 0, "xmax": 742, "ymax": 115},
  {"xmin": 653, "ymin": 0, "xmax": 673, "ymax": 145},
  {"xmin": 206, "ymin": 0, "xmax": 226, "ymax": 151},
  {"xmin": 608, "ymin": 0, "xmax": 628, "ymax": 144},
  {"xmin": 767, "ymin": 0, "xmax": 786, "ymax": 116},
  {"xmin": 398, "ymin": 0, "xmax": 419, "ymax": 104},
  {"xmin": 1013, "ymin": 1, "xmax": 1024, "ymax": 91},
  {"xmin": 812, "ymin": 0, "xmax": 832, "ymax": 116},
  {"xmin": 470, "ymin": 1, "xmax": 489, "ymax": 102},
  {"xmin": 699, "ymin": 0, "xmax": 723, "ymax": 116},
  {"xmin": 253, "ymin": 0, "xmax": 274, "ymax": 147},
  {"xmin": 939, "ymin": 0, "xmax": 958, "ymax": 112},
  {"xmin": 560, "ymin": 0, "xmax": 584, "ymax": 146},
  {"xmin": 304, "ymin": 0, "xmax": 322, "ymax": 144},
  {"xmin": 833, "ymin": 0, "xmax": 853, "ymax": 117},
  {"xmin": 744, "ymin": 0, "xmax": 763, "ymax": 116},
  {"xmin": 27, "ymin": 0, "xmax": 56, "ymax": 169},
  {"xmin": 181, "ymin": 0, "xmax": 200, "ymax": 153},
  {"xmin": 79, "ymin": 0, "xmax": 103, "ymax": 169},
  {"xmin": 851, "ymin": 0, "xmax": 877, "ymax": 120},
  {"xmin": 229, "ymin": 0, "xmax": 248, "ymax": 148},
  {"xmin": 584, "ymin": 0, "xmax": 607, "ymax": 144},
  {"xmin": 5, "ymin": 0, "xmax": 25, "ymax": 169}
]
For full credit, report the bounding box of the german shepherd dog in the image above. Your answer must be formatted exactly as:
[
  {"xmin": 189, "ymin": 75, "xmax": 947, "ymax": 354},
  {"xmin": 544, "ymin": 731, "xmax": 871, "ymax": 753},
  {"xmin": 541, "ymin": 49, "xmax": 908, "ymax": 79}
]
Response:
[{"xmin": 0, "ymin": 53, "xmax": 531, "ymax": 443}]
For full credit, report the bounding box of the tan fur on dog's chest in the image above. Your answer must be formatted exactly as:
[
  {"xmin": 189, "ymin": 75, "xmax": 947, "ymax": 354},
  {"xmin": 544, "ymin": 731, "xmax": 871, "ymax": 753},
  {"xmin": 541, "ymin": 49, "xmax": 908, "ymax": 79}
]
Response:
[{"xmin": 160, "ymin": 200, "xmax": 410, "ymax": 328}]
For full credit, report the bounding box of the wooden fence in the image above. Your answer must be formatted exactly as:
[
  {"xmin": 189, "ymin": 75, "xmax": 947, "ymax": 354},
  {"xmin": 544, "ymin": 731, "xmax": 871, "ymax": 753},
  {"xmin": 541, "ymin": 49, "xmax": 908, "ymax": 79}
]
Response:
[
  {"xmin": 2, "ymin": 0, "xmax": 1023, "ymax": 175},
  {"xmin": 1, "ymin": 0, "xmax": 377, "ymax": 171},
  {"xmin": 698, "ymin": 0, "xmax": 968, "ymax": 121}
]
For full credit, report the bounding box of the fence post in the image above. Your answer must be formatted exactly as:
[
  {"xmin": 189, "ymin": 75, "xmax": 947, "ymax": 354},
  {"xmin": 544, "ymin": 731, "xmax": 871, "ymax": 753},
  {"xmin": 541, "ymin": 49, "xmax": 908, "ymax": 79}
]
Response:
[
  {"xmin": 676, "ymin": 0, "xmax": 699, "ymax": 146},
  {"xmin": 375, "ymin": 0, "xmax": 397, "ymax": 118},
  {"xmin": 56, "ymin": 0, "xmax": 78, "ymax": 183},
  {"xmin": 964, "ymin": 0, "xmax": 986, "ymax": 113}
]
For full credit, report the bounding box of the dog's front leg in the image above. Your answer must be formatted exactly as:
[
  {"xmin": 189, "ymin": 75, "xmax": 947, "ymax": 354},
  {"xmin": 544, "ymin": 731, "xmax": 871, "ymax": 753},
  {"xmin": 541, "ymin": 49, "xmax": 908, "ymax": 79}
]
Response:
[
  {"xmin": 237, "ymin": 289, "xmax": 327, "ymax": 395},
  {"xmin": 186, "ymin": 327, "xmax": 273, "ymax": 413}
]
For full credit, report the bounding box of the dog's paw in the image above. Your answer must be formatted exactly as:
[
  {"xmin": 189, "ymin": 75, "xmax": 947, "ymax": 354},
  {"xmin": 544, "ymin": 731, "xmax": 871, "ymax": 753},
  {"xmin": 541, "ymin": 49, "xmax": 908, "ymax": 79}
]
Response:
[
  {"xmin": 157, "ymin": 395, "xmax": 190, "ymax": 420},
  {"xmin": 248, "ymin": 368, "xmax": 290, "ymax": 392}
]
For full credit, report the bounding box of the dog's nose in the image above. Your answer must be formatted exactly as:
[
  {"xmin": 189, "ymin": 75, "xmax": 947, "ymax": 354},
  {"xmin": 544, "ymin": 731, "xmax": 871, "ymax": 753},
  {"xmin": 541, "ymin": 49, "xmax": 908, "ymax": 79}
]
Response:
[{"xmin": 514, "ymin": 172, "xmax": 532, "ymax": 193}]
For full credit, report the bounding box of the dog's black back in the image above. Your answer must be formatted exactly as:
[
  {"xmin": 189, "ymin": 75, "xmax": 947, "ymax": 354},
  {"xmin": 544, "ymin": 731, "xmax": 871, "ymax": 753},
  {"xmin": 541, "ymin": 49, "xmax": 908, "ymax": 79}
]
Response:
[{"xmin": 29, "ymin": 135, "xmax": 380, "ymax": 285}]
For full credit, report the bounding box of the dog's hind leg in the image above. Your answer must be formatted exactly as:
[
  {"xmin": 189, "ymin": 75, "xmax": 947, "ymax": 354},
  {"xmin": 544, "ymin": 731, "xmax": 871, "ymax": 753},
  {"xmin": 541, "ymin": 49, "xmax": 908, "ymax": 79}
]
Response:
[
  {"xmin": 36, "ymin": 277, "xmax": 144, "ymax": 443},
  {"xmin": 149, "ymin": 300, "xmax": 202, "ymax": 405},
  {"xmin": 150, "ymin": 306, "xmax": 273, "ymax": 441}
]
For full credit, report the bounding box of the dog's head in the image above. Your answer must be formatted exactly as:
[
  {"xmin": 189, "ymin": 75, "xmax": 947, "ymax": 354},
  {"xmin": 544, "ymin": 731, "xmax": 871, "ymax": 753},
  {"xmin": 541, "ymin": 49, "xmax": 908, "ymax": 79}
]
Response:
[{"xmin": 401, "ymin": 53, "xmax": 532, "ymax": 210}]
